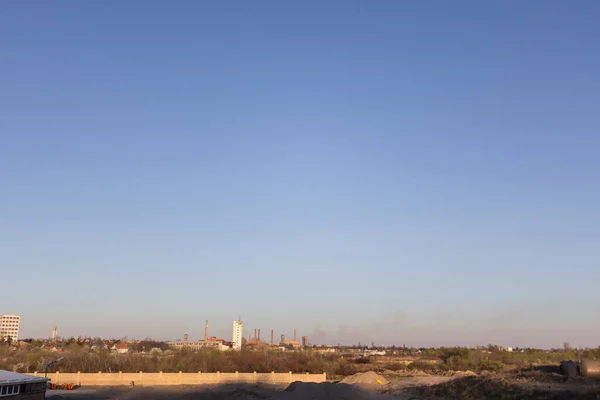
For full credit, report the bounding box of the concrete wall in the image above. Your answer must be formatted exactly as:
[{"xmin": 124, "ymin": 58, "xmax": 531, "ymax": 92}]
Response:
[{"xmin": 28, "ymin": 372, "xmax": 326, "ymax": 386}]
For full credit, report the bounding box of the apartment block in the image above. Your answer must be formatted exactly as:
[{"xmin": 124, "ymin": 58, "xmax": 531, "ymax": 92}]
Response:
[{"xmin": 0, "ymin": 315, "xmax": 20, "ymax": 342}]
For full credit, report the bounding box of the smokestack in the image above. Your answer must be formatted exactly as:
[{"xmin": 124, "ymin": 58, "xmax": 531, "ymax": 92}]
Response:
[
  {"xmin": 270, "ymin": 330, "xmax": 274, "ymax": 344},
  {"xmin": 294, "ymin": 329, "xmax": 297, "ymax": 342},
  {"xmin": 258, "ymin": 329, "xmax": 261, "ymax": 342},
  {"xmin": 254, "ymin": 328, "xmax": 257, "ymax": 340},
  {"xmin": 204, "ymin": 320, "xmax": 209, "ymax": 340}
]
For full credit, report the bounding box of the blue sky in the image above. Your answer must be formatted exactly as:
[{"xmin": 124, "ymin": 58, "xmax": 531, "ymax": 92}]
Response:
[{"xmin": 1, "ymin": 1, "xmax": 599, "ymax": 348}]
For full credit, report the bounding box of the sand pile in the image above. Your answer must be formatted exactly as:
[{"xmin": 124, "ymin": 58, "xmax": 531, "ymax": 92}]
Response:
[
  {"xmin": 451, "ymin": 370, "xmax": 478, "ymax": 377},
  {"xmin": 275, "ymin": 382, "xmax": 371, "ymax": 400},
  {"xmin": 340, "ymin": 371, "xmax": 389, "ymax": 385}
]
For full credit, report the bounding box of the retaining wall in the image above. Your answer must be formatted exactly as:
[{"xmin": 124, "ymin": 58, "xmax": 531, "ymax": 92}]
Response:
[{"xmin": 28, "ymin": 371, "xmax": 326, "ymax": 386}]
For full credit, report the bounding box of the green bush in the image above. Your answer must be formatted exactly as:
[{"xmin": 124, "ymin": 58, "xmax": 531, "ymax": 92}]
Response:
[
  {"xmin": 443, "ymin": 355, "xmax": 477, "ymax": 371},
  {"xmin": 385, "ymin": 362, "xmax": 408, "ymax": 371},
  {"xmin": 408, "ymin": 360, "xmax": 437, "ymax": 372},
  {"xmin": 439, "ymin": 347, "xmax": 472, "ymax": 363},
  {"xmin": 479, "ymin": 360, "xmax": 505, "ymax": 371}
]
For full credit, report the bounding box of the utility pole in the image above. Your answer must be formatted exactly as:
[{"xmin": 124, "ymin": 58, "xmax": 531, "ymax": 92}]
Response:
[{"xmin": 45, "ymin": 357, "xmax": 65, "ymax": 378}]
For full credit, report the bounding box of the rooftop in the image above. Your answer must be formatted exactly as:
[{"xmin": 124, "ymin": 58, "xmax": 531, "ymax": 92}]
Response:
[
  {"xmin": 0, "ymin": 370, "xmax": 48, "ymax": 385},
  {"xmin": 170, "ymin": 340, "xmax": 224, "ymax": 344}
]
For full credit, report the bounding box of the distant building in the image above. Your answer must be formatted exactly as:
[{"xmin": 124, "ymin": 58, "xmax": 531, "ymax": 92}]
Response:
[
  {"xmin": 0, "ymin": 315, "xmax": 20, "ymax": 342},
  {"xmin": 315, "ymin": 347, "xmax": 337, "ymax": 354},
  {"xmin": 0, "ymin": 370, "xmax": 48, "ymax": 399},
  {"xmin": 363, "ymin": 349, "xmax": 386, "ymax": 356},
  {"xmin": 283, "ymin": 330, "xmax": 301, "ymax": 349},
  {"xmin": 169, "ymin": 338, "xmax": 231, "ymax": 351},
  {"xmin": 301, "ymin": 336, "xmax": 309, "ymax": 348},
  {"xmin": 111, "ymin": 343, "xmax": 129, "ymax": 354},
  {"xmin": 284, "ymin": 340, "xmax": 301, "ymax": 349},
  {"xmin": 232, "ymin": 320, "xmax": 243, "ymax": 350}
]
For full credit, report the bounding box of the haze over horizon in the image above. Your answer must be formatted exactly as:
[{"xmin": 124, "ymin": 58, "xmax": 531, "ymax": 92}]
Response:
[{"xmin": 1, "ymin": 1, "xmax": 599, "ymax": 349}]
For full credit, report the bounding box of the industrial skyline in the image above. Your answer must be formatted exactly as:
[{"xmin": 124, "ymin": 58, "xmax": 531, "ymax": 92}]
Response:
[
  {"xmin": 4, "ymin": 314, "xmax": 595, "ymax": 349},
  {"xmin": 5, "ymin": 315, "xmax": 315, "ymax": 349},
  {"xmin": 3, "ymin": 312, "xmax": 591, "ymax": 350}
]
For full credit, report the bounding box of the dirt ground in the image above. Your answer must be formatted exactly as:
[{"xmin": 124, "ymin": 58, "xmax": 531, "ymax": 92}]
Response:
[{"xmin": 45, "ymin": 368, "xmax": 600, "ymax": 400}]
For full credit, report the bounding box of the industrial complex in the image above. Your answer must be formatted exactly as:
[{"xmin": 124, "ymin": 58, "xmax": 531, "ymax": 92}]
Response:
[
  {"xmin": 167, "ymin": 319, "xmax": 310, "ymax": 351},
  {"xmin": 168, "ymin": 319, "xmax": 242, "ymax": 351}
]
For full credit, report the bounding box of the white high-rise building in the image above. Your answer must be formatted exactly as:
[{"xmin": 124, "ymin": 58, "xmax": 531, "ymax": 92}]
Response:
[
  {"xmin": 232, "ymin": 320, "xmax": 243, "ymax": 350},
  {"xmin": 0, "ymin": 315, "xmax": 20, "ymax": 341}
]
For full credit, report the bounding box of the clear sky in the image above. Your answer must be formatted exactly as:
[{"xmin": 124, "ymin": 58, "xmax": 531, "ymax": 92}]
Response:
[{"xmin": 1, "ymin": 1, "xmax": 599, "ymax": 349}]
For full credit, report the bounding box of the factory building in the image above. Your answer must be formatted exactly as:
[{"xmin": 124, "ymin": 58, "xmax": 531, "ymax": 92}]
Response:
[
  {"xmin": 169, "ymin": 337, "xmax": 231, "ymax": 351},
  {"xmin": 0, "ymin": 315, "xmax": 20, "ymax": 342},
  {"xmin": 302, "ymin": 336, "xmax": 309, "ymax": 348},
  {"xmin": 282, "ymin": 329, "xmax": 301, "ymax": 349}
]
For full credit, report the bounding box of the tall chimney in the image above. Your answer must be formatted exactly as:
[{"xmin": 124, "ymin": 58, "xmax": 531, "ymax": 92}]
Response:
[
  {"xmin": 258, "ymin": 329, "xmax": 261, "ymax": 341},
  {"xmin": 254, "ymin": 329, "xmax": 257, "ymax": 340},
  {"xmin": 294, "ymin": 329, "xmax": 297, "ymax": 342},
  {"xmin": 270, "ymin": 330, "xmax": 274, "ymax": 344},
  {"xmin": 204, "ymin": 320, "xmax": 209, "ymax": 340}
]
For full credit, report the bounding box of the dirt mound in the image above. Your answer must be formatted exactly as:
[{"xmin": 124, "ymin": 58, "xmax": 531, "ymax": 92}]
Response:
[
  {"xmin": 224, "ymin": 388, "xmax": 269, "ymax": 399},
  {"xmin": 515, "ymin": 370, "xmax": 566, "ymax": 383},
  {"xmin": 404, "ymin": 369, "xmax": 430, "ymax": 377},
  {"xmin": 414, "ymin": 375, "xmax": 600, "ymax": 400},
  {"xmin": 340, "ymin": 371, "xmax": 389, "ymax": 385},
  {"xmin": 276, "ymin": 382, "xmax": 371, "ymax": 400},
  {"xmin": 384, "ymin": 369, "xmax": 430, "ymax": 377},
  {"xmin": 451, "ymin": 370, "xmax": 478, "ymax": 377}
]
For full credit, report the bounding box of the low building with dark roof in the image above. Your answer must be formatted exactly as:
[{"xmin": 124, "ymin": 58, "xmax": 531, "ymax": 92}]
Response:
[{"xmin": 0, "ymin": 370, "xmax": 48, "ymax": 399}]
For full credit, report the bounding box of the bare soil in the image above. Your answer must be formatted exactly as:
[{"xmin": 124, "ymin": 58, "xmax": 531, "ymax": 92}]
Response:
[{"xmin": 45, "ymin": 369, "xmax": 600, "ymax": 400}]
